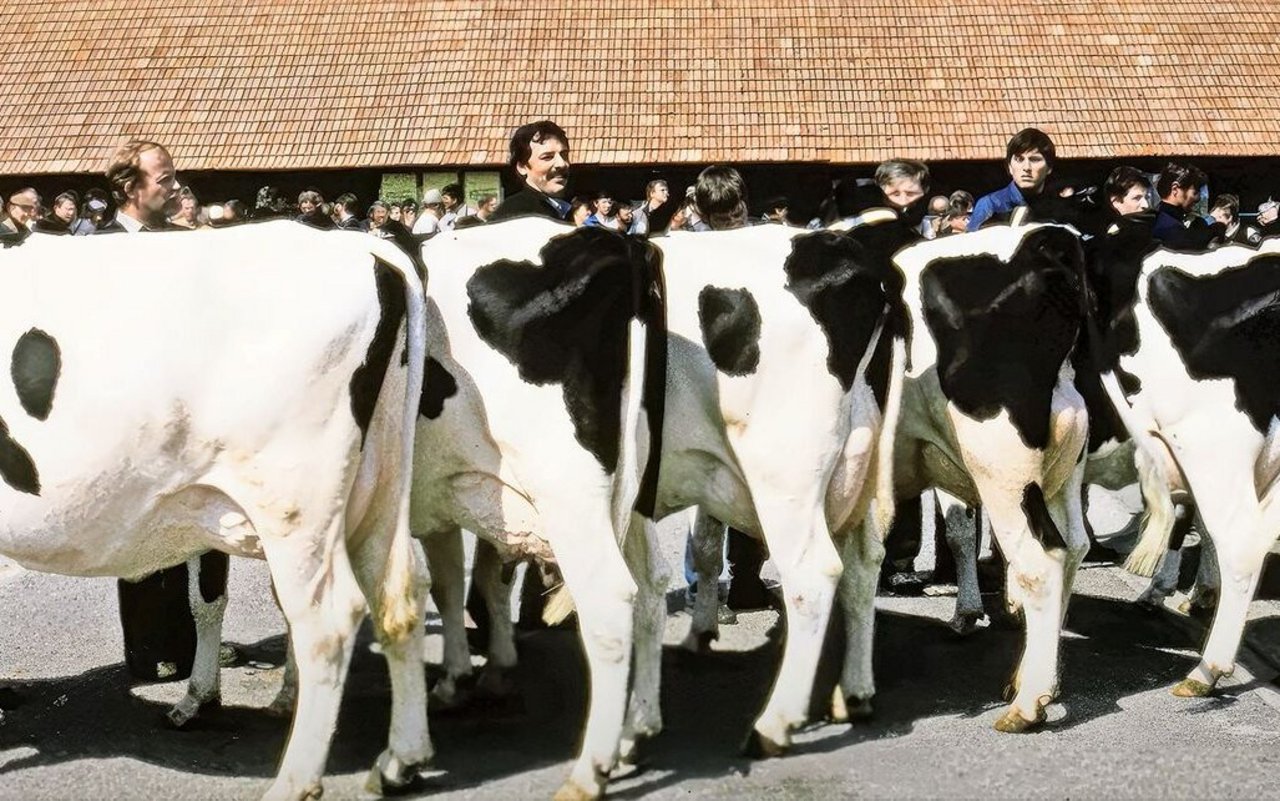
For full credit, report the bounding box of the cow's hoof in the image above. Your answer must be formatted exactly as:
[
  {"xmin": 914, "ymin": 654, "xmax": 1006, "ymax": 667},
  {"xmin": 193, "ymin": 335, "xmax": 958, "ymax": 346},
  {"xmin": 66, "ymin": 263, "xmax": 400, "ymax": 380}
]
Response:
[
  {"xmin": 742, "ymin": 728, "xmax": 789, "ymax": 759},
  {"xmin": 993, "ymin": 707, "xmax": 1045, "ymax": 734},
  {"xmin": 262, "ymin": 780, "xmax": 323, "ymax": 801},
  {"xmin": 1171, "ymin": 678, "xmax": 1215, "ymax": 698},
  {"xmin": 844, "ymin": 695, "xmax": 874, "ymax": 722},
  {"xmin": 428, "ymin": 675, "xmax": 473, "ymax": 711},
  {"xmin": 949, "ymin": 611, "xmax": 984, "ymax": 636},
  {"xmin": 364, "ymin": 752, "xmax": 440, "ymax": 797},
  {"xmin": 552, "ymin": 780, "xmax": 602, "ymax": 801},
  {"xmin": 475, "ymin": 666, "xmax": 517, "ymax": 700},
  {"xmin": 679, "ymin": 630, "xmax": 717, "ymax": 654}
]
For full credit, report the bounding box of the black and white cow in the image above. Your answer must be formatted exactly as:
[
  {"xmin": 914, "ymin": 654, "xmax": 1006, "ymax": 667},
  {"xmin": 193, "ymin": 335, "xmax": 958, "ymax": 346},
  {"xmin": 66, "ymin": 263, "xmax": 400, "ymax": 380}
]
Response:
[
  {"xmin": 432, "ymin": 220, "xmax": 906, "ymax": 775},
  {"xmin": 888, "ymin": 223, "xmax": 1092, "ymax": 731},
  {"xmin": 0, "ymin": 223, "xmax": 430, "ymax": 801},
  {"xmin": 408, "ymin": 218, "xmax": 667, "ymax": 801},
  {"xmin": 646, "ymin": 222, "xmax": 905, "ymax": 751},
  {"xmin": 1091, "ymin": 235, "xmax": 1280, "ymax": 696}
]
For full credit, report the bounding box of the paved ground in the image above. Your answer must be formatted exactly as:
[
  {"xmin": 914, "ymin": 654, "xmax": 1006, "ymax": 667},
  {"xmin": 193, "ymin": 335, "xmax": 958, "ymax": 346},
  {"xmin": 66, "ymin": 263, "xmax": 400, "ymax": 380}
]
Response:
[{"xmin": 2, "ymin": 488, "xmax": 1279, "ymax": 800}]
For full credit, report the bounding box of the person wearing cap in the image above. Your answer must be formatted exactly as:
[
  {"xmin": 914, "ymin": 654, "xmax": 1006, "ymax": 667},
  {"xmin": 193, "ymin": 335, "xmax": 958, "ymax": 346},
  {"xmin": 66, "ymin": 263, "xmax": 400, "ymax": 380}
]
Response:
[
  {"xmin": 489, "ymin": 120, "xmax": 572, "ymax": 222},
  {"xmin": 72, "ymin": 190, "xmax": 110, "ymax": 235},
  {"xmin": 412, "ymin": 188, "xmax": 445, "ymax": 235},
  {"xmin": 1, "ymin": 187, "xmax": 40, "ymax": 237}
]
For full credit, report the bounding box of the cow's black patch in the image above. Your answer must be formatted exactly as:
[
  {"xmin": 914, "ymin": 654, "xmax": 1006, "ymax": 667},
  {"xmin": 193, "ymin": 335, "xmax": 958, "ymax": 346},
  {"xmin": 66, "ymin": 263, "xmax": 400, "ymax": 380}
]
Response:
[
  {"xmin": 1147, "ymin": 254, "xmax": 1280, "ymax": 434},
  {"xmin": 921, "ymin": 226, "xmax": 1086, "ymax": 450},
  {"xmin": 697, "ymin": 286, "xmax": 761, "ymax": 376},
  {"xmin": 0, "ymin": 414, "xmax": 40, "ymax": 495},
  {"xmin": 784, "ymin": 228, "xmax": 907, "ymax": 393},
  {"xmin": 419, "ymin": 357, "xmax": 458, "ymax": 419},
  {"xmin": 350, "ymin": 258, "xmax": 408, "ymax": 447},
  {"xmin": 198, "ymin": 550, "xmax": 230, "ymax": 605},
  {"xmin": 11, "ymin": 328, "xmax": 61, "ymax": 421},
  {"xmin": 1021, "ymin": 482, "xmax": 1067, "ymax": 551},
  {"xmin": 467, "ymin": 227, "xmax": 667, "ymax": 481}
]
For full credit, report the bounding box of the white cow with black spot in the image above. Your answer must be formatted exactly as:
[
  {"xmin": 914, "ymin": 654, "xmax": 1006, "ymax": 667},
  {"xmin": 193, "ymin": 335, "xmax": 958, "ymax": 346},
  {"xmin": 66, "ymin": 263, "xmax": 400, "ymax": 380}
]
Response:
[{"xmin": 0, "ymin": 223, "xmax": 430, "ymax": 801}]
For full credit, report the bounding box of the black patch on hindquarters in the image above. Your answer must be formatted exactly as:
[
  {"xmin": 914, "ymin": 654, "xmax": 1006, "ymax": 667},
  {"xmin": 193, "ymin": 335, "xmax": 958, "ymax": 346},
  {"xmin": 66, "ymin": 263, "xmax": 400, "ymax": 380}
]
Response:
[
  {"xmin": 1022, "ymin": 482, "xmax": 1067, "ymax": 551},
  {"xmin": 419, "ymin": 357, "xmax": 458, "ymax": 419},
  {"xmin": 350, "ymin": 258, "xmax": 408, "ymax": 447},
  {"xmin": 921, "ymin": 226, "xmax": 1086, "ymax": 451},
  {"xmin": 1074, "ymin": 215, "xmax": 1156, "ymax": 450},
  {"xmin": 697, "ymin": 286, "xmax": 761, "ymax": 376},
  {"xmin": 1146, "ymin": 254, "xmax": 1280, "ymax": 434},
  {"xmin": 784, "ymin": 229, "xmax": 905, "ymax": 393},
  {"xmin": 11, "ymin": 329, "xmax": 61, "ymax": 421},
  {"xmin": 197, "ymin": 550, "xmax": 230, "ymax": 605},
  {"xmin": 635, "ymin": 248, "xmax": 668, "ymax": 519},
  {"xmin": 844, "ymin": 218, "xmax": 915, "ymax": 409},
  {"xmin": 466, "ymin": 227, "xmax": 666, "ymax": 478},
  {"xmin": 0, "ymin": 414, "xmax": 40, "ymax": 495}
]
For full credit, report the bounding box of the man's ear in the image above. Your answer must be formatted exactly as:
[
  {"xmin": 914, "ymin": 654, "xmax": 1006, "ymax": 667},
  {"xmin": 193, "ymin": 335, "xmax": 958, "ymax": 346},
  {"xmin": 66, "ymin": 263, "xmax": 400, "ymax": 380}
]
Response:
[{"xmin": 515, "ymin": 161, "xmax": 529, "ymax": 179}]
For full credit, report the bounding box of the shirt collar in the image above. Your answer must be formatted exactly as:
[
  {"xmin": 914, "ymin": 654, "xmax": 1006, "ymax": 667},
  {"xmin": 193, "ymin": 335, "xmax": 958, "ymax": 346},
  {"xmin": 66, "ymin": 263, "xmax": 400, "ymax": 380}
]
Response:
[{"xmin": 115, "ymin": 210, "xmax": 147, "ymax": 233}]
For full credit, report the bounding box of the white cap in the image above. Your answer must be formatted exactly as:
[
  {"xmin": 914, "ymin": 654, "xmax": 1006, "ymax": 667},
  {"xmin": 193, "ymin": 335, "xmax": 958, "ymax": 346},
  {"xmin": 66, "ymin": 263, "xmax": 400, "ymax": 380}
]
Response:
[{"xmin": 423, "ymin": 188, "xmax": 443, "ymax": 205}]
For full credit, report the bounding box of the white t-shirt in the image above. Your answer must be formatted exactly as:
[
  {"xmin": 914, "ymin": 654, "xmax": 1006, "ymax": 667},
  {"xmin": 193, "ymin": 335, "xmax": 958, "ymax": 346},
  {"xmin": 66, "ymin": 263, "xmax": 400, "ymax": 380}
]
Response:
[{"xmin": 413, "ymin": 213, "xmax": 440, "ymax": 235}]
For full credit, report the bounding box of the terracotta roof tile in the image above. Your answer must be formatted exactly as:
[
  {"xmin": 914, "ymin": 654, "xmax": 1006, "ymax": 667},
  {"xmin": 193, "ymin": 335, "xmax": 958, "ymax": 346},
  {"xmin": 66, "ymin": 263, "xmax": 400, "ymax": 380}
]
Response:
[{"xmin": 1, "ymin": 1, "xmax": 1278, "ymax": 173}]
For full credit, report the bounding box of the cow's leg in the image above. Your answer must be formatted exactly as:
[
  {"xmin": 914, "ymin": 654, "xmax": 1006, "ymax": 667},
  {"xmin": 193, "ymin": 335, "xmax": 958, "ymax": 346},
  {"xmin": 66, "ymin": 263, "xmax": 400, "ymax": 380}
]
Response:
[
  {"xmin": 423, "ymin": 527, "xmax": 473, "ymax": 707},
  {"xmin": 1139, "ymin": 500, "xmax": 1195, "ymax": 608},
  {"xmin": 348, "ymin": 520, "xmax": 433, "ymax": 796},
  {"xmin": 1181, "ymin": 522, "xmax": 1221, "ymax": 616},
  {"xmin": 1058, "ymin": 460, "xmax": 1091, "ymax": 624},
  {"xmin": 168, "ymin": 553, "xmax": 230, "ymax": 727},
  {"xmin": 745, "ymin": 500, "xmax": 841, "ymax": 757},
  {"xmin": 681, "ymin": 508, "xmax": 727, "ymax": 653},
  {"xmin": 619, "ymin": 513, "xmax": 669, "ymax": 765},
  {"xmin": 260, "ymin": 522, "xmax": 368, "ymax": 801},
  {"xmin": 472, "ymin": 538, "xmax": 518, "ymax": 697},
  {"xmin": 834, "ymin": 515, "xmax": 886, "ymax": 721},
  {"xmin": 547, "ymin": 512, "xmax": 637, "ymax": 801},
  {"xmin": 939, "ymin": 492, "xmax": 984, "ymax": 634}
]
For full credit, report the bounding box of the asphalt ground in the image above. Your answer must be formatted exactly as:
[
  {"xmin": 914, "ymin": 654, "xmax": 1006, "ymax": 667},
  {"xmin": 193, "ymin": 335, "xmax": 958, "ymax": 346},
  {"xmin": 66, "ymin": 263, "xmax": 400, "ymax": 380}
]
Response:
[{"xmin": 1, "ymin": 487, "xmax": 1279, "ymax": 800}]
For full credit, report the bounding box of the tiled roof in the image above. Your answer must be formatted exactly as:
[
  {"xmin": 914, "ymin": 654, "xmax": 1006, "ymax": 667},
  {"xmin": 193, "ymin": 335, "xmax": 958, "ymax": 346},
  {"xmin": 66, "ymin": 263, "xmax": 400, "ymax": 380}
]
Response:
[{"xmin": 1, "ymin": 1, "xmax": 1278, "ymax": 174}]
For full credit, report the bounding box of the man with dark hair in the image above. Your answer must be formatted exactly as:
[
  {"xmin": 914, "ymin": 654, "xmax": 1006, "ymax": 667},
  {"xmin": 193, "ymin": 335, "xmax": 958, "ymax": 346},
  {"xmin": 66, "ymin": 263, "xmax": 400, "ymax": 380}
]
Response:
[
  {"xmin": 439, "ymin": 183, "xmax": 475, "ymax": 231},
  {"xmin": 96, "ymin": 139, "xmax": 233, "ymax": 682},
  {"xmin": 1209, "ymin": 193, "xmax": 1261, "ymax": 246},
  {"xmin": 488, "ymin": 120, "xmax": 571, "ymax": 222},
  {"xmin": 400, "ymin": 198, "xmax": 419, "ymax": 231},
  {"xmin": 694, "ymin": 165, "xmax": 749, "ymax": 230},
  {"xmin": 1151, "ymin": 162, "xmax": 1222, "ymax": 251},
  {"xmin": 1104, "ymin": 166, "xmax": 1153, "ymax": 218},
  {"xmin": 967, "ymin": 127, "xmax": 1056, "ymax": 230},
  {"xmin": 295, "ymin": 189, "xmax": 333, "ymax": 229},
  {"xmin": 332, "ymin": 192, "xmax": 362, "ymax": 230}
]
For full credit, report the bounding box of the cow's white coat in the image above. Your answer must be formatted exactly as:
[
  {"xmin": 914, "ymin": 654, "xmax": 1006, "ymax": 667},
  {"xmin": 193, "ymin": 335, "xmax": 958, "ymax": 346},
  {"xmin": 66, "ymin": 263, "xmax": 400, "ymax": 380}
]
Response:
[{"xmin": 0, "ymin": 223, "xmax": 430, "ymax": 801}]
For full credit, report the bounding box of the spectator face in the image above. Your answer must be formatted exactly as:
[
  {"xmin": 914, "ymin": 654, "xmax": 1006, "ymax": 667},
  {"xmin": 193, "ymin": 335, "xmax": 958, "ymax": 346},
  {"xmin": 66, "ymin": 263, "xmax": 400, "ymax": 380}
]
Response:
[
  {"xmin": 131, "ymin": 148, "xmax": 180, "ymax": 220},
  {"xmin": 178, "ymin": 197, "xmax": 197, "ymax": 221},
  {"xmin": 402, "ymin": 206, "xmax": 417, "ymax": 227},
  {"xmin": 389, "ymin": 206, "xmax": 401, "ymax": 222},
  {"xmin": 1209, "ymin": 205, "xmax": 1233, "ymax": 226},
  {"xmin": 881, "ymin": 177, "xmax": 925, "ymax": 212},
  {"xmin": 946, "ymin": 212, "xmax": 970, "ymax": 233},
  {"xmin": 371, "ymin": 206, "xmax": 388, "ymax": 226},
  {"xmin": 648, "ymin": 182, "xmax": 669, "ymax": 206},
  {"xmin": 517, "ymin": 135, "xmax": 570, "ymax": 197},
  {"xmin": 669, "ymin": 204, "xmax": 688, "ymax": 231},
  {"xmin": 1111, "ymin": 184, "xmax": 1150, "ymax": 216},
  {"xmin": 572, "ymin": 204, "xmax": 591, "ymax": 226},
  {"xmin": 299, "ymin": 197, "xmax": 317, "ymax": 215},
  {"xmin": 7, "ymin": 190, "xmax": 39, "ymax": 227},
  {"xmin": 480, "ymin": 197, "xmax": 498, "ymax": 216},
  {"xmin": 595, "ymin": 196, "xmax": 614, "ymax": 216},
  {"xmin": 1007, "ymin": 149, "xmax": 1051, "ymax": 193},
  {"xmin": 53, "ymin": 196, "xmax": 76, "ymax": 223},
  {"xmin": 617, "ymin": 205, "xmax": 634, "ymax": 226},
  {"xmin": 1168, "ymin": 182, "xmax": 1201, "ymax": 211},
  {"xmin": 442, "ymin": 192, "xmax": 461, "ymax": 212},
  {"xmin": 928, "ymin": 196, "xmax": 949, "ymax": 216}
]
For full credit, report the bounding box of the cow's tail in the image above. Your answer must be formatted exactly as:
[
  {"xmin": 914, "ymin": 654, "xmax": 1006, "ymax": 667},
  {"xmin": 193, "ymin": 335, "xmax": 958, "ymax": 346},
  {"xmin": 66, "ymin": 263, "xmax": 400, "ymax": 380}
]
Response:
[
  {"xmin": 542, "ymin": 572, "xmax": 575, "ymax": 627},
  {"xmin": 872, "ymin": 334, "xmax": 907, "ymax": 539},
  {"xmin": 372, "ymin": 241, "xmax": 429, "ymax": 641},
  {"xmin": 1097, "ymin": 371, "xmax": 1175, "ymax": 577}
]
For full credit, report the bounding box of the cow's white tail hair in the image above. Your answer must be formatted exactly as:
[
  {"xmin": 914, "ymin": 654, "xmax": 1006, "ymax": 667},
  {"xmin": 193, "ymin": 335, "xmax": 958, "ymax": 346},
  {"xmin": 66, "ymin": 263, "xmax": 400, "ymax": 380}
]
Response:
[
  {"xmin": 371, "ymin": 242, "xmax": 429, "ymax": 641},
  {"xmin": 1097, "ymin": 371, "xmax": 1175, "ymax": 577},
  {"xmin": 542, "ymin": 577, "xmax": 576, "ymax": 626},
  {"xmin": 872, "ymin": 336, "xmax": 907, "ymax": 538}
]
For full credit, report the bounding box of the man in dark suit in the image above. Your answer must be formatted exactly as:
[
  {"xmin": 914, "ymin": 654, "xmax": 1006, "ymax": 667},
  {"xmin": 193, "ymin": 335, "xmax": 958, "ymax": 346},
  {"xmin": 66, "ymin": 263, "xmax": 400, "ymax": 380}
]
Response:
[
  {"xmin": 98, "ymin": 139, "xmax": 233, "ymax": 683},
  {"xmin": 488, "ymin": 120, "xmax": 572, "ymax": 222},
  {"xmin": 332, "ymin": 193, "xmax": 363, "ymax": 230}
]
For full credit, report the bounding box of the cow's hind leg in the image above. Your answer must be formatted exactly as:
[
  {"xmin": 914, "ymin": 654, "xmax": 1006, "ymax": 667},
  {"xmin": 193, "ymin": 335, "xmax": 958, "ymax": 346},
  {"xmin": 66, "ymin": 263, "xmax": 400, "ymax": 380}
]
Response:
[
  {"xmin": 546, "ymin": 507, "xmax": 637, "ymax": 801},
  {"xmin": 620, "ymin": 513, "xmax": 669, "ymax": 766},
  {"xmin": 940, "ymin": 493, "xmax": 985, "ymax": 634},
  {"xmin": 745, "ymin": 500, "xmax": 841, "ymax": 756},
  {"xmin": 834, "ymin": 515, "xmax": 885, "ymax": 722},
  {"xmin": 681, "ymin": 508, "xmax": 727, "ymax": 653},
  {"xmin": 423, "ymin": 527, "xmax": 473, "ymax": 708},
  {"xmin": 471, "ymin": 538, "xmax": 519, "ymax": 698},
  {"xmin": 168, "ymin": 552, "xmax": 231, "ymax": 727},
  {"xmin": 260, "ymin": 521, "xmax": 368, "ymax": 801}
]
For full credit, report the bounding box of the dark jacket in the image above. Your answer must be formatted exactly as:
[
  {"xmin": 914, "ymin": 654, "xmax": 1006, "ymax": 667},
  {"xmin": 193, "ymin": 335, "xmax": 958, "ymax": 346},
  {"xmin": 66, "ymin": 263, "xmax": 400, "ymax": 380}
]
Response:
[
  {"xmin": 33, "ymin": 216, "xmax": 72, "ymax": 235},
  {"xmin": 1151, "ymin": 201, "xmax": 1224, "ymax": 252},
  {"xmin": 336, "ymin": 215, "xmax": 363, "ymax": 231},
  {"xmin": 489, "ymin": 187, "xmax": 568, "ymax": 223}
]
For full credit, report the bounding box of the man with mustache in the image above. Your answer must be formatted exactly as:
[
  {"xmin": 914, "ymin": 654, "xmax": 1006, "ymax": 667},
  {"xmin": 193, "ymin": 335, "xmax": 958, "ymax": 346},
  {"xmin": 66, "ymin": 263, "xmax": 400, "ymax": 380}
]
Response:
[{"xmin": 489, "ymin": 120, "xmax": 572, "ymax": 222}]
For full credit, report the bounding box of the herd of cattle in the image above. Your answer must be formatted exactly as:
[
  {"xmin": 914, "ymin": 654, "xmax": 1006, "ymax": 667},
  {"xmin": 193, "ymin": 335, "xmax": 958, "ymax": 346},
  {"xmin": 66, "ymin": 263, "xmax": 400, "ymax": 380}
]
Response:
[{"xmin": 1, "ymin": 212, "xmax": 1278, "ymax": 800}]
